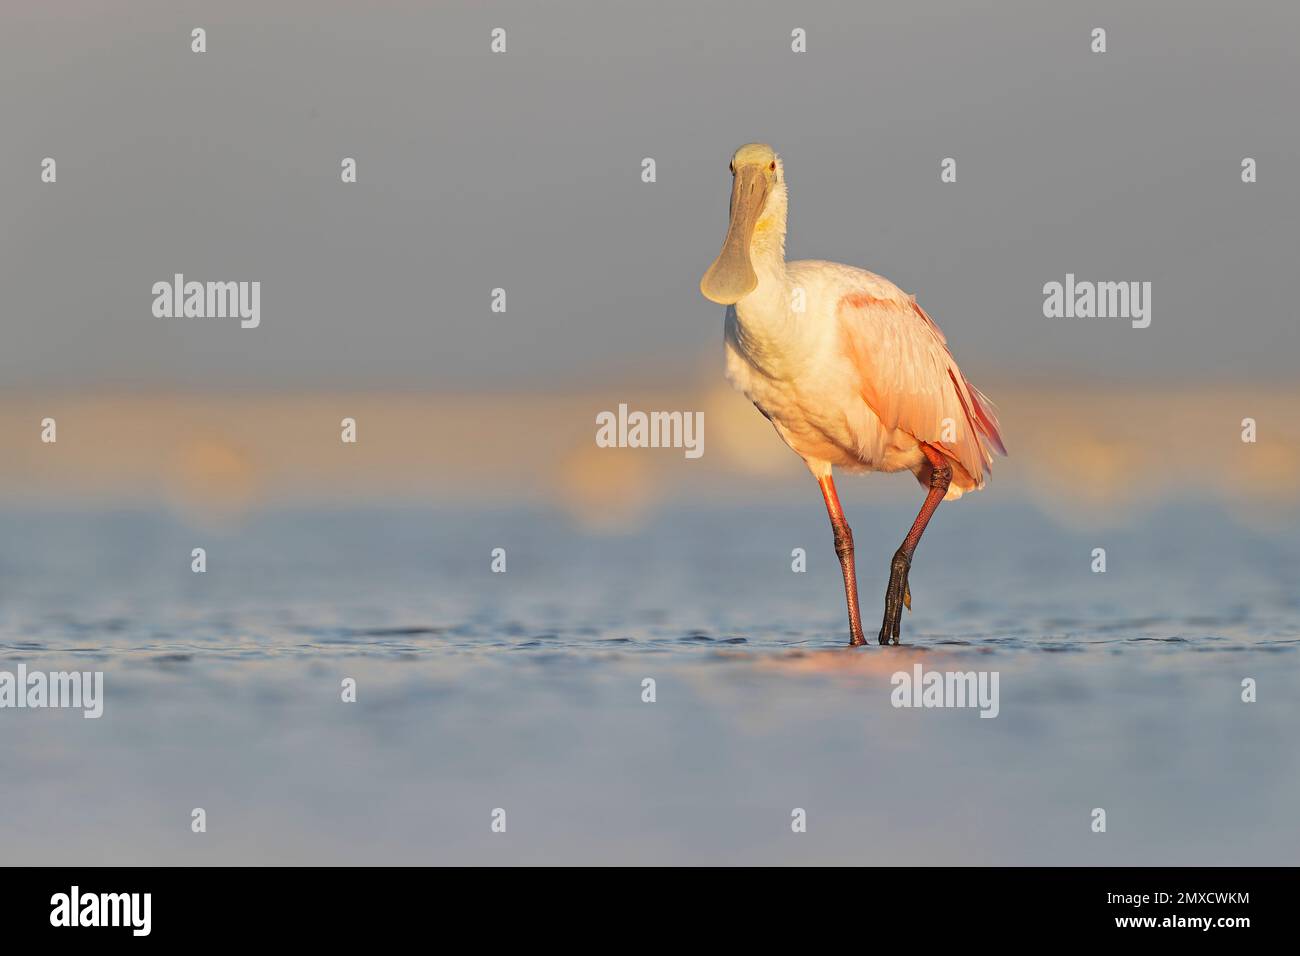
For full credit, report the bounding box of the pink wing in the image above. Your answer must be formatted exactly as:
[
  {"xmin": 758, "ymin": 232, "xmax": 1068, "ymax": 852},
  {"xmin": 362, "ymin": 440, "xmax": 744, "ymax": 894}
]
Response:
[{"xmin": 837, "ymin": 290, "xmax": 1006, "ymax": 486}]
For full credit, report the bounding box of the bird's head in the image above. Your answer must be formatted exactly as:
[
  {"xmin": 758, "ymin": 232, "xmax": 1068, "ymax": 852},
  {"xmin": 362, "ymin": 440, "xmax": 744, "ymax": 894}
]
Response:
[{"xmin": 700, "ymin": 143, "xmax": 787, "ymax": 305}]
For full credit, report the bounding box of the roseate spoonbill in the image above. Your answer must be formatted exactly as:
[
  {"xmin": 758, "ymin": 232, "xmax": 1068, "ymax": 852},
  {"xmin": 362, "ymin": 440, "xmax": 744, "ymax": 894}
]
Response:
[{"xmin": 700, "ymin": 143, "xmax": 1006, "ymax": 646}]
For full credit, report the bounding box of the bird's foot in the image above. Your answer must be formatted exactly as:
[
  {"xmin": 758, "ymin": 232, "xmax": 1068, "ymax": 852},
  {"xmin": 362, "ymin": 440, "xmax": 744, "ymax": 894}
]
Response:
[{"xmin": 878, "ymin": 550, "xmax": 911, "ymax": 645}]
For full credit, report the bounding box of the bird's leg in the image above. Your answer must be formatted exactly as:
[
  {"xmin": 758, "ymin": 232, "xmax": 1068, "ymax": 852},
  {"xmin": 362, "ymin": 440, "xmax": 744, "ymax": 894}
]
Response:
[
  {"xmin": 817, "ymin": 473, "xmax": 867, "ymax": 647},
  {"xmin": 880, "ymin": 445, "xmax": 952, "ymax": 645}
]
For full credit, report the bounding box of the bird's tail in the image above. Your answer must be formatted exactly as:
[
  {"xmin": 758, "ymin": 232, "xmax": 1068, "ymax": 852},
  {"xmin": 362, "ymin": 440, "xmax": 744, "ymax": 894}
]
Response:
[{"xmin": 965, "ymin": 380, "xmax": 1007, "ymax": 458}]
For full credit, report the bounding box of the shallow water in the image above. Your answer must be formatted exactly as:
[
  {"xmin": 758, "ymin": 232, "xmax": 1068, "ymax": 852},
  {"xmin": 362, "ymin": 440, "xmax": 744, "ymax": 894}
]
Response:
[{"xmin": 1, "ymin": 501, "xmax": 1297, "ymax": 864}]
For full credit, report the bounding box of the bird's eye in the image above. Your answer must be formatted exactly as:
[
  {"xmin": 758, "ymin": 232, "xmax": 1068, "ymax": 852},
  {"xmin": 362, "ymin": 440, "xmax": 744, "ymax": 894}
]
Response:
[
  {"xmin": 769, "ymin": 161, "xmax": 777, "ymax": 172},
  {"xmin": 729, "ymin": 161, "xmax": 735, "ymax": 173}
]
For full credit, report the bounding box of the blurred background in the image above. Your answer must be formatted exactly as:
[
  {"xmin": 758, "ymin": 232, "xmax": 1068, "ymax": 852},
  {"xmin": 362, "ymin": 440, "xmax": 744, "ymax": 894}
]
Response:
[{"xmin": 1, "ymin": 0, "xmax": 1297, "ymax": 532}]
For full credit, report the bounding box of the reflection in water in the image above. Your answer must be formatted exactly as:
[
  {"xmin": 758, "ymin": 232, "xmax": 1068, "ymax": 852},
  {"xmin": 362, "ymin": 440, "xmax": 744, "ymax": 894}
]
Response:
[{"xmin": 0, "ymin": 502, "xmax": 1296, "ymax": 864}]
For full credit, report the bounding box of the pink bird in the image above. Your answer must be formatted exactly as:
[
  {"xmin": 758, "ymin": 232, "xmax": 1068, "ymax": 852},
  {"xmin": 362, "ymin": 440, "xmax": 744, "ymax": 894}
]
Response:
[{"xmin": 701, "ymin": 144, "xmax": 1006, "ymax": 646}]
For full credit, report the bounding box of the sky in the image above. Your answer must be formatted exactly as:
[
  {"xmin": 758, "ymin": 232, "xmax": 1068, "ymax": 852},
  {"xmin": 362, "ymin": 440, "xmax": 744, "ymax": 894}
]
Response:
[{"xmin": 2, "ymin": 0, "xmax": 1297, "ymax": 392}]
